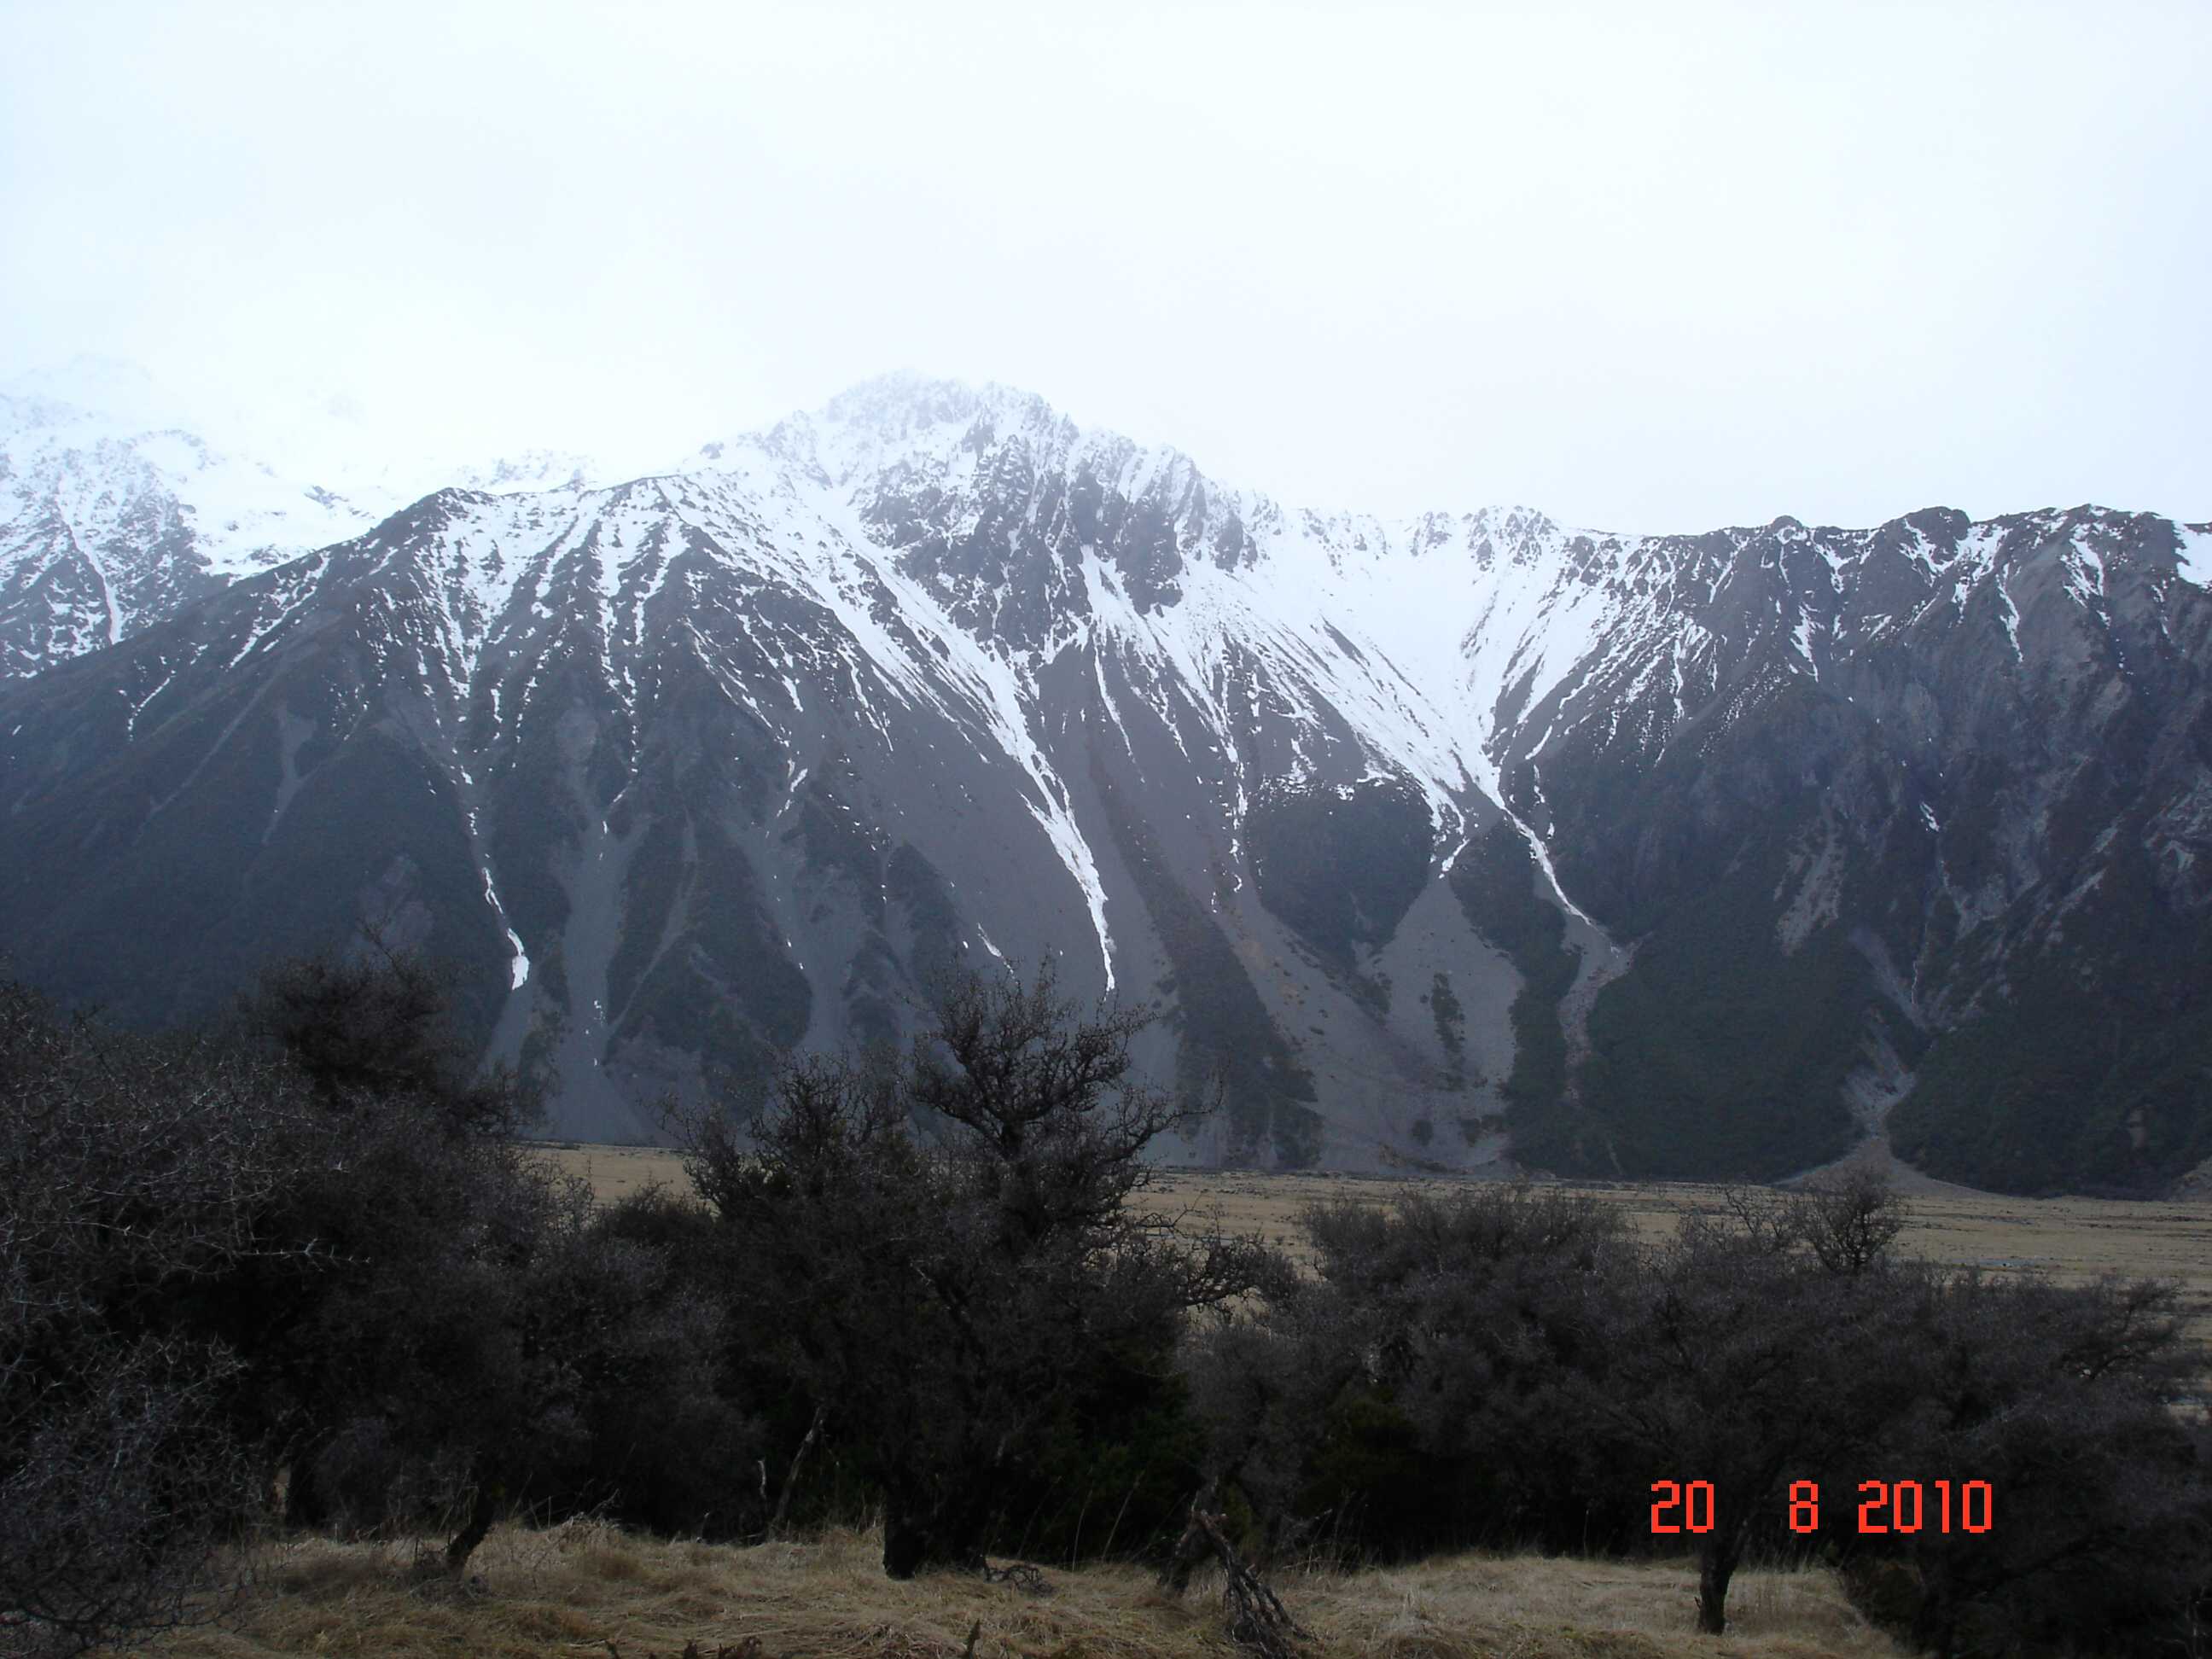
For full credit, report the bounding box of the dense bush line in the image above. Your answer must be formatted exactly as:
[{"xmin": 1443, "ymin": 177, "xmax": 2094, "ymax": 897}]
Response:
[
  {"xmin": 3, "ymin": 951, "xmax": 2207, "ymax": 1656},
  {"xmin": 1185, "ymin": 1178, "xmax": 2210, "ymax": 1650}
]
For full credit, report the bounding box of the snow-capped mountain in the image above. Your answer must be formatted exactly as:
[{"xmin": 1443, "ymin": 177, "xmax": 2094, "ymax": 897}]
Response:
[
  {"xmin": 0, "ymin": 359, "xmax": 603, "ymax": 679},
  {"xmin": 3, "ymin": 373, "xmax": 2208, "ymax": 1193}
]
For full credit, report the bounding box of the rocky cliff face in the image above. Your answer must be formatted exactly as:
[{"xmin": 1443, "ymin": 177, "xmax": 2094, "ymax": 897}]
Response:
[
  {"xmin": 3, "ymin": 374, "xmax": 2207, "ymax": 1191},
  {"xmin": 1494, "ymin": 507, "xmax": 2212, "ymax": 1191}
]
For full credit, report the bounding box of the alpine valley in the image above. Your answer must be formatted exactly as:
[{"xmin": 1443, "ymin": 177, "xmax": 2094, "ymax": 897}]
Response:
[{"xmin": 4, "ymin": 370, "xmax": 2209, "ymax": 1195}]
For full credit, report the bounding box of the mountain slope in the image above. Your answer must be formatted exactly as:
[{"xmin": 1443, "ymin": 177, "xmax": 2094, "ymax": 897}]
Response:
[
  {"xmin": 3, "ymin": 375, "xmax": 2208, "ymax": 1189},
  {"xmin": 1507, "ymin": 507, "xmax": 2212, "ymax": 1190},
  {"xmin": 0, "ymin": 361, "xmax": 602, "ymax": 682}
]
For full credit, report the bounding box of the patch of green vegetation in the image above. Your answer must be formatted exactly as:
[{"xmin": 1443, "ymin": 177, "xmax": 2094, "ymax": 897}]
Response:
[
  {"xmin": 1541, "ymin": 675, "xmax": 1839, "ymax": 939},
  {"xmin": 841, "ymin": 929, "xmax": 903, "ymax": 1049},
  {"xmin": 208, "ymin": 719, "xmax": 503, "ymax": 1045},
  {"xmin": 886, "ymin": 842, "xmax": 963, "ymax": 998},
  {"xmin": 1449, "ymin": 821, "xmax": 1581, "ymax": 1155},
  {"xmin": 1352, "ymin": 967, "xmax": 1392, "ymax": 1019},
  {"xmin": 1501, "ymin": 685, "xmax": 1902, "ymax": 1180},
  {"xmin": 1090, "ymin": 748, "xmax": 1320, "ymax": 1166},
  {"xmin": 1246, "ymin": 778, "xmax": 1431, "ymax": 980},
  {"xmin": 1576, "ymin": 853, "xmax": 1864, "ymax": 1181},
  {"xmin": 617, "ymin": 947, "xmax": 783, "ymax": 1095},
  {"xmin": 613, "ymin": 818, "xmax": 810, "ymax": 1091},
  {"xmin": 516, "ymin": 1005, "xmax": 566, "ymax": 1100},
  {"xmin": 1429, "ymin": 970, "xmax": 1467, "ymax": 1090},
  {"xmin": 688, "ymin": 819, "xmax": 812, "ymax": 1046},
  {"xmin": 607, "ymin": 816, "xmax": 687, "ymax": 1022},
  {"xmin": 782, "ymin": 760, "xmax": 892, "ymax": 920},
  {"xmin": 1892, "ymin": 833, "xmax": 2212, "ymax": 1195},
  {"xmin": 532, "ymin": 934, "xmax": 571, "ymax": 1010},
  {"xmin": 488, "ymin": 731, "xmax": 584, "ymax": 948},
  {"xmin": 3, "ymin": 683, "xmax": 499, "ymax": 1042}
]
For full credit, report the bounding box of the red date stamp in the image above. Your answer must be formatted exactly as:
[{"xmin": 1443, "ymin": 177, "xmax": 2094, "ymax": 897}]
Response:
[{"xmin": 1650, "ymin": 1479, "xmax": 1993, "ymax": 1535}]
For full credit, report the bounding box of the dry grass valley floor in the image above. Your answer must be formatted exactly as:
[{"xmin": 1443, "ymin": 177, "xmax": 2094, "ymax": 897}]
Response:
[
  {"xmin": 537, "ymin": 1148, "xmax": 2212, "ymax": 1362},
  {"xmin": 135, "ymin": 1520, "xmax": 1906, "ymax": 1659}
]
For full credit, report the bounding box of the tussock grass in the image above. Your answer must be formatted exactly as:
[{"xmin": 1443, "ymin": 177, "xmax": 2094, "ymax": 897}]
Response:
[{"xmin": 137, "ymin": 1520, "xmax": 1904, "ymax": 1659}]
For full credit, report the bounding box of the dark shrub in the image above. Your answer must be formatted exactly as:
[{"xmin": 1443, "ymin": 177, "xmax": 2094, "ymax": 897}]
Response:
[
  {"xmin": 1185, "ymin": 1183, "xmax": 1640, "ymax": 1563},
  {"xmin": 0, "ymin": 981, "xmax": 307, "ymax": 1651},
  {"xmin": 1833, "ymin": 1268, "xmax": 2208, "ymax": 1657},
  {"xmin": 678, "ymin": 963, "xmax": 1281, "ymax": 1578}
]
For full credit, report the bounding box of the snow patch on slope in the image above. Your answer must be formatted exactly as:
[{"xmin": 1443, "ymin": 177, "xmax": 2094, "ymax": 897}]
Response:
[{"xmin": 2179, "ymin": 525, "xmax": 2212, "ymax": 589}]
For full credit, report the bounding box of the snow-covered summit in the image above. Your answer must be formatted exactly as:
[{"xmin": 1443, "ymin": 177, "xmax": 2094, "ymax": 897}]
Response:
[
  {"xmin": 0, "ymin": 360, "xmax": 616, "ymax": 678},
  {"xmin": 3, "ymin": 355, "xmax": 184, "ymax": 431},
  {"xmin": 667, "ymin": 375, "xmax": 2212, "ymax": 837}
]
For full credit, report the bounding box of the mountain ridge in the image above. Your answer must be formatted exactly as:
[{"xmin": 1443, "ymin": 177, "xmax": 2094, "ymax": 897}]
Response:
[{"xmin": 3, "ymin": 370, "xmax": 2208, "ymax": 1193}]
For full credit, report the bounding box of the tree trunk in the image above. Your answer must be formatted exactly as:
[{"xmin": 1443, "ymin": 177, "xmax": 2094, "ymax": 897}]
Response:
[
  {"xmin": 1697, "ymin": 1535, "xmax": 1740, "ymax": 1635},
  {"xmin": 883, "ymin": 1500, "xmax": 925, "ymax": 1580},
  {"xmin": 444, "ymin": 1461, "xmax": 500, "ymax": 1575},
  {"xmin": 768, "ymin": 1406, "xmax": 824, "ymax": 1538},
  {"xmin": 1161, "ymin": 1497, "xmax": 1308, "ymax": 1659},
  {"xmin": 1157, "ymin": 1481, "xmax": 1220, "ymax": 1594},
  {"xmin": 881, "ymin": 1481, "xmax": 988, "ymax": 1580},
  {"xmin": 1910, "ymin": 1562, "xmax": 1959, "ymax": 1659},
  {"xmin": 282, "ymin": 1430, "xmax": 335, "ymax": 1529}
]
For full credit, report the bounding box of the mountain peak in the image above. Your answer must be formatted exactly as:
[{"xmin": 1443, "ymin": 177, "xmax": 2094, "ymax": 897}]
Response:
[
  {"xmin": 818, "ymin": 370, "xmax": 1064, "ymax": 429},
  {"xmin": 694, "ymin": 374, "xmax": 1085, "ymax": 492},
  {"xmin": 813, "ymin": 372, "xmax": 1073, "ymax": 463},
  {"xmin": 2, "ymin": 353, "xmax": 174, "ymax": 428}
]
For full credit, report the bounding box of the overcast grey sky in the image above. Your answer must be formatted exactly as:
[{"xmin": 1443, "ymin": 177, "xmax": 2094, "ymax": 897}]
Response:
[{"xmin": 3, "ymin": 1, "xmax": 2206, "ymax": 534}]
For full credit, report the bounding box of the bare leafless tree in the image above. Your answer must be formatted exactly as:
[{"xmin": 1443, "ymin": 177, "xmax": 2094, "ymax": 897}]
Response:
[
  {"xmin": 1793, "ymin": 1167, "xmax": 1907, "ymax": 1278},
  {"xmin": 1, "ymin": 980, "xmax": 315, "ymax": 1652}
]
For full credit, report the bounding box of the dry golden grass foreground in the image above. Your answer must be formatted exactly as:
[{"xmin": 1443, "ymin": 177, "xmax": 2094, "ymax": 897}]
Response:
[
  {"xmin": 141, "ymin": 1517, "xmax": 1906, "ymax": 1659},
  {"xmin": 538, "ymin": 1145, "xmax": 2212, "ymax": 1361}
]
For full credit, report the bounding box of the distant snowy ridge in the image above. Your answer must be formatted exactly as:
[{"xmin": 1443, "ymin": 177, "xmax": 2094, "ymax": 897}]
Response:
[{"xmin": 0, "ymin": 359, "xmax": 609, "ymax": 680}]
